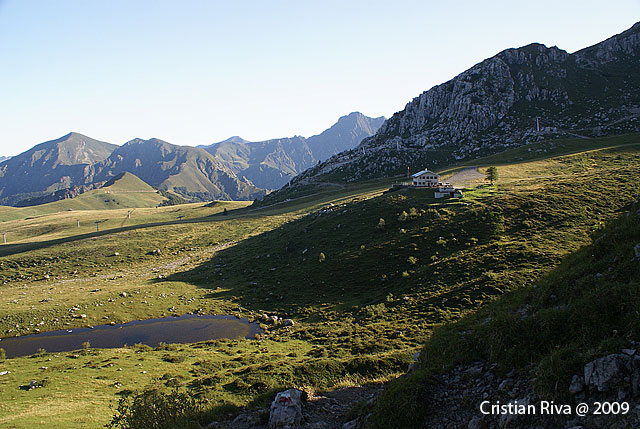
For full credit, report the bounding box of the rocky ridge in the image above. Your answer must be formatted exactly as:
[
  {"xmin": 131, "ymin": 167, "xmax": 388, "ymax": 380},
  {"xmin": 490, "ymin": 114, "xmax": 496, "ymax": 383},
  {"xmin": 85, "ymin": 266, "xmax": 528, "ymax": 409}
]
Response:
[
  {"xmin": 204, "ymin": 113, "xmax": 385, "ymax": 191},
  {"xmin": 397, "ymin": 347, "xmax": 640, "ymax": 429},
  {"xmin": 0, "ymin": 132, "xmax": 117, "ymax": 206}
]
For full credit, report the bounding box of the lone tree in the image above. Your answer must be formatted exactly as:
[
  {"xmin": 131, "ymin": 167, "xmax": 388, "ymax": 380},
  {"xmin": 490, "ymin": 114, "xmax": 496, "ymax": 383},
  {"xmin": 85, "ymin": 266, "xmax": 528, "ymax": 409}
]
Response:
[{"xmin": 486, "ymin": 166, "xmax": 498, "ymax": 185}]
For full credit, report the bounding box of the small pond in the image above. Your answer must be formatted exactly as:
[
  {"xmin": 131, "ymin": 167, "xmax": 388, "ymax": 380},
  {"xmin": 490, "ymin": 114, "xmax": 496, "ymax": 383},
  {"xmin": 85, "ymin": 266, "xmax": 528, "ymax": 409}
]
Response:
[{"xmin": 0, "ymin": 314, "xmax": 261, "ymax": 358}]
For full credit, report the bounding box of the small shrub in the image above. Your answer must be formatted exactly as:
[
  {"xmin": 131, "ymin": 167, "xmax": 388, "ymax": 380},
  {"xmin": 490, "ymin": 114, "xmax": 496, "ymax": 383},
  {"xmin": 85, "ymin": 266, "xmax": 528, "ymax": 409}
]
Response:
[
  {"xmin": 398, "ymin": 211, "xmax": 408, "ymax": 222},
  {"xmin": 163, "ymin": 354, "xmax": 186, "ymax": 363},
  {"xmin": 376, "ymin": 218, "xmax": 386, "ymax": 230},
  {"xmin": 107, "ymin": 388, "xmax": 209, "ymax": 429},
  {"xmin": 487, "ymin": 209, "xmax": 505, "ymax": 237},
  {"xmin": 82, "ymin": 341, "xmax": 91, "ymax": 349},
  {"xmin": 134, "ymin": 344, "xmax": 152, "ymax": 353},
  {"xmin": 362, "ymin": 303, "xmax": 386, "ymax": 318},
  {"xmin": 156, "ymin": 343, "xmax": 179, "ymax": 352},
  {"xmin": 318, "ymin": 252, "xmax": 326, "ymax": 263},
  {"xmin": 0, "ymin": 348, "xmax": 5, "ymax": 360},
  {"xmin": 407, "ymin": 256, "xmax": 418, "ymax": 265}
]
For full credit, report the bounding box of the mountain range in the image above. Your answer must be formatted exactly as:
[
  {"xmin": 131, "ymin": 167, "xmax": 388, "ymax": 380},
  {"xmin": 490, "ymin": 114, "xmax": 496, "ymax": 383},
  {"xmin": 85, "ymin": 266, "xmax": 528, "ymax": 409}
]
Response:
[
  {"xmin": 0, "ymin": 133, "xmax": 117, "ymax": 206},
  {"xmin": 264, "ymin": 21, "xmax": 640, "ymax": 202},
  {"xmin": 203, "ymin": 112, "xmax": 384, "ymax": 190},
  {"xmin": 0, "ymin": 113, "xmax": 383, "ymax": 206}
]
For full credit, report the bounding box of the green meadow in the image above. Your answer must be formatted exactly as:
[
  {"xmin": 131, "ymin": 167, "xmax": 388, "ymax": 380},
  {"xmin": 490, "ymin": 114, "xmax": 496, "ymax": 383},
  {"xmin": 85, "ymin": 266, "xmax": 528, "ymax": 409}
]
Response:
[{"xmin": 0, "ymin": 134, "xmax": 638, "ymax": 427}]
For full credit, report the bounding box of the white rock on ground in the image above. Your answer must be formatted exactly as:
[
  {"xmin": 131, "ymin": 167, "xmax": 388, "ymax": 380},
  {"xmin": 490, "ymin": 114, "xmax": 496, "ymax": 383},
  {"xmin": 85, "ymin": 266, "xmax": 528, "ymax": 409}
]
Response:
[{"xmin": 269, "ymin": 389, "xmax": 303, "ymax": 428}]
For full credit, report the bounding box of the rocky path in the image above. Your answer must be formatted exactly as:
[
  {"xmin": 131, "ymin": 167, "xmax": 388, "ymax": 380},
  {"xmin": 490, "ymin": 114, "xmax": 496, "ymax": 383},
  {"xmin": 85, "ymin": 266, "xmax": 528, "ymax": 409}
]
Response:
[{"xmin": 208, "ymin": 384, "xmax": 382, "ymax": 428}]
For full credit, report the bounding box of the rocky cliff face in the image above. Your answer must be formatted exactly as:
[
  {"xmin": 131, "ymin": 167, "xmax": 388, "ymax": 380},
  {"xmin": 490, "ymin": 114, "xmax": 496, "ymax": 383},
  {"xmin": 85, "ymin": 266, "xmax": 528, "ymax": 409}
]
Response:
[{"xmin": 276, "ymin": 22, "xmax": 640, "ymax": 191}]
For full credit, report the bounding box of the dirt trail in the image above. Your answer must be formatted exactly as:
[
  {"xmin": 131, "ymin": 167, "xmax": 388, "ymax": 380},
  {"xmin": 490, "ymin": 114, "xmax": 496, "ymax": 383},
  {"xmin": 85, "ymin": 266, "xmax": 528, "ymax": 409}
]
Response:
[{"xmin": 445, "ymin": 167, "xmax": 484, "ymax": 188}]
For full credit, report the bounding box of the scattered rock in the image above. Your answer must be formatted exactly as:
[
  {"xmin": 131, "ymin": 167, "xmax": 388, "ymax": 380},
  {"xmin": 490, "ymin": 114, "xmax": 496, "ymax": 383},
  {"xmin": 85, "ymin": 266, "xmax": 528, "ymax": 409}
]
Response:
[
  {"xmin": 569, "ymin": 375, "xmax": 585, "ymax": 393},
  {"xmin": 342, "ymin": 419, "xmax": 358, "ymax": 429},
  {"xmin": 19, "ymin": 380, "xmax": 41, "ymax": 391},
  {"xmin": 498, "ymin": 379, "xmax": 514, "ymax": 391},
  {"xmin": 467, "ymin": 416, "xmax": 485, "ymax": 429},
  {"xmin": 268, "ymin": 389, "xmax": 303, "ymax": 428},
  {"xmin": 283, "ymin": 319, "xmax": 295, "ymax": 327},
  {"xmin": 584, "ymin": 353, "xmax": 631, "ymax": 392},
  {"xmin": 498, "ymin": 398, "xmax": 531, "ymax": 428}
]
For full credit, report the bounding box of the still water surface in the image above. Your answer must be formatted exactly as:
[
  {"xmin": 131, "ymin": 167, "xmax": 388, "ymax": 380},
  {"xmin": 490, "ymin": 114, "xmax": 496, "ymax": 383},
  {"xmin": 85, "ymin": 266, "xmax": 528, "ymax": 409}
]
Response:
[{"xmin": 0, "ymin": 314, "xmax": 261, "ymax": 358}]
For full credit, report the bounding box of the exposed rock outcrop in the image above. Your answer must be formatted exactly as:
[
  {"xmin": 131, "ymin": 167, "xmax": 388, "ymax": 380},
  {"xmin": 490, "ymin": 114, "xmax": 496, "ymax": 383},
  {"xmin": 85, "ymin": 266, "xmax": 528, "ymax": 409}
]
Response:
[{"xmin": 265, "ymin": 22, "xmax": 640, "ymax": 205}]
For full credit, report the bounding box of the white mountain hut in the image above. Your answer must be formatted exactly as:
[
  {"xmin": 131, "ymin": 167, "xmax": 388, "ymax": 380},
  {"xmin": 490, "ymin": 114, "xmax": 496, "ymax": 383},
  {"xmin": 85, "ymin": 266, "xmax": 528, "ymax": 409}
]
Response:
[{"xmin": 411, "ymin": 169, "xmax": 440, "ymax": 187}]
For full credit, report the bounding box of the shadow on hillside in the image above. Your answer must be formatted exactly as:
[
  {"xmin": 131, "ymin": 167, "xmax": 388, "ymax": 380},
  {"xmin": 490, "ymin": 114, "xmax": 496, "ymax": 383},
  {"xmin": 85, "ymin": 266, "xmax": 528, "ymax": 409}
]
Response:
[
  {"xmin": 160, "ymin": 194, "xmax": 500, "ymax": 317},
  {"xmin": 0, "ymin": 215, "xmax": 228, "ymax": 258}
]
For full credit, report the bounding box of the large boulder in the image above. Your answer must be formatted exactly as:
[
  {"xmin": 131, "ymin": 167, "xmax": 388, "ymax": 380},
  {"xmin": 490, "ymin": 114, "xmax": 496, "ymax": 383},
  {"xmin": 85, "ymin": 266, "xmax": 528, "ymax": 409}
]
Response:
[
  {"xmin": 584, "ymin": 353, "xmax": 632, "ymax": 392},
  {"xmin": 269, "ymin": 389, "xmax": 303, "ymax": 428}
]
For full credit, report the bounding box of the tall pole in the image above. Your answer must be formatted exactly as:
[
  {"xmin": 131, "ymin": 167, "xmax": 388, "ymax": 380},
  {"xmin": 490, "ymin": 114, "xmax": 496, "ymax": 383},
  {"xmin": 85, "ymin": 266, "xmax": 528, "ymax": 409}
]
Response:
[
  {"xmin": 77, "ymin": 220, "xmax": 80, "ymax": 228},
  {"xmin": 3, "ymin": 232, "xmax": 5, "ymax": 244}
]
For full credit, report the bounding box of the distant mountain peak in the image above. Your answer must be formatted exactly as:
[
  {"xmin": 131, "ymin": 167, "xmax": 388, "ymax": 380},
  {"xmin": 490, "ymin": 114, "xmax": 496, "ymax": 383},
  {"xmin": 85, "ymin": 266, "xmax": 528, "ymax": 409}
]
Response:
[
  {"xmin": 222, "ymin": 136, "xmax": 250, "ymax": 144},
  {"xmin": 204, "ymin": 112, "xmax": 385, "ymax": 191},
  {"xmin": 337, "ymin": 111, "xmax": 384, "ymax": 122},
  {"xmin": 0, "ymin": 133, "xmax": 118, "ymax": 205}
]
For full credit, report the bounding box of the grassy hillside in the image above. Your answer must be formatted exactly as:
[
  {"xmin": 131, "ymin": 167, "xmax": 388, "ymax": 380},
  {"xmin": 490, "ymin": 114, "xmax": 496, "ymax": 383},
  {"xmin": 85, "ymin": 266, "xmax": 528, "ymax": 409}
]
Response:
[
  {"xmin": 257, "ymin": 133, "xmax": 640, "ymax": 207},
  {"xmin": 0, "ymin": 172, "xmax": 167, "ymax": 223},
  {"xmin": 0, "ymin": 135, "xmax": 638, "ymax": 427},
  {"xmin": 372, "ymin": 201, "xmax": 640, "ymax": 428}
]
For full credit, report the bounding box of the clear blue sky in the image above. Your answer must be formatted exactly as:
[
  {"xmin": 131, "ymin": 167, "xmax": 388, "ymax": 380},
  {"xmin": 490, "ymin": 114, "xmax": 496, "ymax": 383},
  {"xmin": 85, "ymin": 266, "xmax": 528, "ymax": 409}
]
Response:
[{"xmin": 1, "ymin": 0, "xmax": 638, "ymax": 155}]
